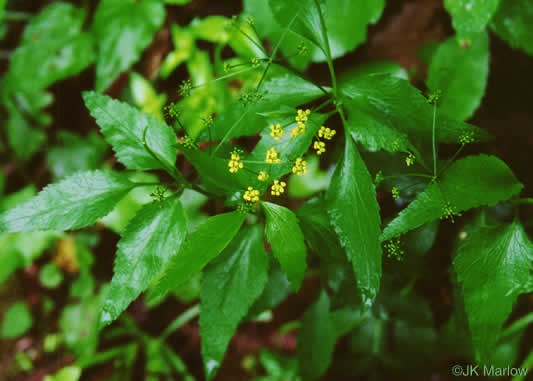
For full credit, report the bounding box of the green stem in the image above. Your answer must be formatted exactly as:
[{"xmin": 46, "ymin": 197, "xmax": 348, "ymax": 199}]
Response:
[
  {"xmin": 381, "ymin": 173, "xmax": 434, "ymax": 181},
  {"xmin": 236, "ymin": 26, "xmax": 267, "ymax": 56},
  {"xmin": 440, "ymin": 144, "xmax": 464, "ymax": 176},
  {"xmin": 193, "ymin": 66, "xmax": 257, "ymax": 90},
  {"xmin": 512, "ymin": 349, "xmax": 533, "ymax": 381},
  {"xmin": 432, "ymin": 103, "xmax": 438, "ymax": 178},
  {"xmin": 4, "ymin": 11, "xmax": 32, "ymax": 21},
  {"xmin": 142, "ymin": 126, "xmax": 185, "ymax": 185},
  {"xmin": 314, "ymin": 0, "xmax": 337, "ymax": 97},
  {"xmin": 501, "ymin": 312, "xmax": 533, "ymax": 339},
  {"xmin": 159, "ymin": 304, "xmax": 200, "ymax": 341},
  {"xmin": 509, "ymin": 198, "xmax": 533, "ymax": 206}
]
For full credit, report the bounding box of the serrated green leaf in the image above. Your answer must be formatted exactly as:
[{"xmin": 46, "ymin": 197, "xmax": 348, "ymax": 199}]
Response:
[
  {"xmin": 46, "ymin": 131, "xmax": 108, "ymax": 181},
  {"xmin": 341, "ymin": 74, "xmax": 490, "ymax": 153},
  {"xmin": 454, "ymin": 221, "xmax": 533, "ymax": 362},
  {"xmin": 262, "ymin": 201, "xmax": 307, "ymax": 291},
  {"xmin": 200, "ymin": 225, "xmax": 269, "ymax": 380},
  {"xmin": 490, "ymin": 0, "xmax": 533, "ymax": 56},
  {"xmin": 444, "ymin": 0, "xmax": 501, "ymax": 40},
  {"xmin": 298, "ymin": 291, "xmax": 336, "ymax": 380},
  {"xmin": 92, "ymin": 0, "xmax": 165, "ymax": 92},
  {"xmin": 83, "ymin": 91, "xmax": 176, "ymax": 171},
  {"xmin": 427, "ymin": 32, "xmax": 489, "ymax": 121},
  {"xmin": 382, "ymin": 155, "xmax": 523, "ymax": 240},
  {"xmin": 3, "ymin": 2, "xmax": 94, "ymax": 95},
  {"xmin": 247, "ymin": 259, "xmax": 291, "ymax": 319},
  {"xmin": 150, "ymin": 211, "xmax": 246, "ymax": 300},
  {"xmin": 1, "ymin": 302, "xmax": 33, "ymax": 339},
  {"xmin": 100, "ymin": 196, "xmax": 187, "ymax": 327},
  {"xmin": 296, "ymin": 195, "xmax": 343, "ymax": 259},
  {"xmin": 201, "ymin": 69, "xmax": 325, "ymax": 143},
  {"xmin": 327, "ymin": 136, "xmax": 382, "ymax": 308},
  {"xmin": 0, "ymin": 170, "xmax": 135, "ymax": 233},
  {"xmin": 268, "ymin": 0, "xmax": 327, "ymax": 52}
]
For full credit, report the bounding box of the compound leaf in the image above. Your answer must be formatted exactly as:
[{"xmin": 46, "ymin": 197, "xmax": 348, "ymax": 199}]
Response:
[
  {"xmin": 83, "ymin": 91, "xmax": 176, "ymax": 171},
  {"xmin": 101, "ymin": 196, "xmax": 187, "ymax": 327},
  {"xmin": 200, "ymin": 225, "xmax": 269, "ymax": 380},
  {"xmin": 92, "ymin": 0, "xmax": 165, "ymax": 92},
  {"xmin": 382, "ymin": 155, "xmax": 523, "ymax": 240},
  {"xmin": 150, "ymin": 211, "xmax": 246, "ymax": 300},
  {"xmin": 262, "ymin": 201, "xmax": 307, "ymax": 291},
  {"xmin": 327, "ymin": 136, "xmax": 382, "ymax": 308},
  {"xmin": 427, "ymin": 32, "xmax": 489, "ymax": 121},
  {"xmin": 0, "ymin": 170, "xmax": 135, "ymax": 233},
  {"xmin": 454, "ymin": 221, "xmax": 533, "ymax": 363}
]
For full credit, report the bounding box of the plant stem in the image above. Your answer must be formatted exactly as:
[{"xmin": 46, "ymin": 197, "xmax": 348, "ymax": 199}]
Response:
[
  {"xmin": 432, "ymin": 103, "xmax": 438, "ymax": 178},
  {"xmin": 381, "ymin": 173, "xmax": 434, "ymax": 181},
  {"xmin": 313, "ymin": 0, "xmax": 337, "ymax": 98},
  {"xmin": 509, "ymin": 198, "xmax": 533, "ymax": 206},
  {"xmin": 440, "ymin": 144, "xmax": 464, "ymax": 176},
  {"xmin": 4, "ymin": 11, "xmax": 32, "ymax": 21},
  {"xmin": 501, "ymin": 312, "xmax": 533, "ymax": 339},
  {"xmin": 159, "ymin": 304, "xmax": 200, "ymax": 341}
]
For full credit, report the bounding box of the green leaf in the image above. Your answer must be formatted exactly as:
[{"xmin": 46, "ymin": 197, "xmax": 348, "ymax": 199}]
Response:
[
  {"xmin": 490, "ymin": 0, "xmax": 533, "ymax": 56},
  {"xmin": 427, "ymin": 32, "xmax": 489, "ymax": 121},
  {"xmin": 297, "ymin": 291, "xmax": 336, "ymax": 380},
  {"xmin": 46, "ymin": 131, "xmax": 108, "ymax": 181},
  {"xmin": 0, "ymin": 170, "xmax": 135, "ymax": 233},
  {"xmin": 150, "ymin": 211, "xmax": 246, "ymax": 300},
  {"xmin": 381, "ymin": 155, "xmax": 523, "ymax": 240},
  {"xmin": 180, "ymin": 146, "xmax": 254, "ymax": 193},
  {"xmin": 200, "ymin": 225, "xmax": 269, "ymax": 380},
  {"xmin": 296, "ymin": 195, "xmax": 343, "ymax": 259},
  {"xmin": 60, "ymin": 293, "xmax": 103, "ymax": 360},
  {"xmin": 100, "ymin": 196, "xmax": 187, "ymax": 327},
  {"xmin": 454, "ymin": 221, "xmax": 533, "ymax": 362},
  {"xmin": 5, "ymin": 107, "xmax": 46, "ymax": 160},
  {"xmin": 1, "ymin": 302, "xmax": 33, "ymax": 339},
  {"xmin": 341, "ymin": 74, "xmax": 490, "ymax": 152},
  {"xmin": 288, "ymin": 155, "xmax": 329, "ymax": 198},
  {"xmin": 83, "ymin": 91, "xmax": 176, "ymax": 171},
  {"xmin": 3, "ymin": 2, "xmax": 94, "ymax": 95},
  {"xmin": 43, "ymin": 366, "xmax": 81, "ymax": 381},
  {"xmin": 268, "ymin": 0, "xmax": 327, "ymax": 52},
  {"xmin": 92, "ymin": 0, "xmax": 165, "ymax": 92},
  {"xmin": 319, "ymin": 0, "xmax": 384, "ymax": 60},
  {"xmin": 444, "ymin": 0, "xmax": 501, "ymax": 40},
  {"xmin": 39, "ymin": 263, "xmax": 64, "ymax": 289},
  {"xmin": 327, "ymin": 136, "xmax": 382, "ymax": 307},
  {"xmin": 128, "ymin": 72, "xmax": 167, "ymax": 120},
  {"xmin": 262, "ymin": 201, "xmax": 307, "ymax": 291},
  {"xmin": 247, "ymin": 259, "xmax": 291, "ymax": 318}
]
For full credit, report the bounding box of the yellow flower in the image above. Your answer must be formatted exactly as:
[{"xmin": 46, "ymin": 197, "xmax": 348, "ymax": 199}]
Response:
[
  {"xmin": 292, "ymin": 158, "xmax": 308, "ymax": 176},
  {"xmin": 243, "ymin": 187, "xmax": 260, "ymax": 203},
  {"xmin": 295, "ymin": 109, "xmax": 311, "ymax": 125},
  {"xmin": 318, "ymin": 126, "xmax": 336, "ymax": 140},
  {"xmin": 313, "ymin": 141, "xmax": 326, "ymax": 155},
  {"xmin": 269, "ymin": 123, "xmax": 284, "ymax": 141},
  {"xmin": 271, "ymin": 180, "xmax": 286, "ymax": 196},
  {"xmin": 292, "ymin": 109, "xmax": 311, "ymax": 137},
  {"xmin": 290, "ymin": 124, "xmax": 306, "ymax": 137},
  {"xmin": 405, "ymin": 153, "xmax": 415, "ymax": 167},
  {"xmin": 392, "ymin": 187, "xmax": 400, "ymax": 200},
  {"xmin": 265, "ymin": 147, "xmax": 281, "ymax": 164},
  {"xmin": 228, "ymin": 153, "xmax": 244, "ymax": 173},
  {"xmin": 258, "ymin": 171, "xmax": 269, "ymax": 181}
]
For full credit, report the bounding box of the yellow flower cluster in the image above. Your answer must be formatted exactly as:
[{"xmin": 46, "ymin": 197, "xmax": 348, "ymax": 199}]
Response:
[
  {"xmin": 257, "ymin": 171, "xmax": 269, "ymax": 181},
  {"xmin": 228, "ymin": 153, "xmax": 244, "ymax": 173},
  {"xmin": 243, "ymin": 187, "xmax": 260, "ymax": 203},
  {"xmin": 292, "ymin": 158, "xmax": 308, "ymax": 176},
  {"xmin": 313, "ymin": 141, "xmax": 326, "ymax": 155},
  {"xmin": 271, "ymin": 180, "xmax": 286, "ymax": 196},
  {"xmin": 291, "ymin": 109, "xmax": 311, "ymax": 137},
  {"xmin": 269, "ymin": 123, "xmax": 284, "ymax": 141},
  {"xmin": 318, "ymin": 126, "xmax": 336, "ymax": 140},
  {"xmin": 265, "ymin": 147, "xmax": 281, "ymax": 164},
  {"xmin": 405, "ymin": 153, "xmax": 415, "ymax": 167}
]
